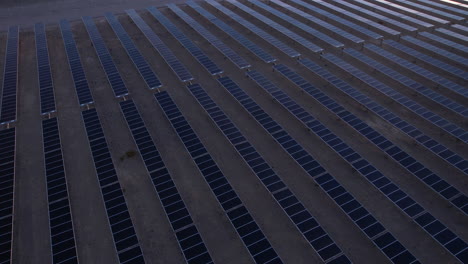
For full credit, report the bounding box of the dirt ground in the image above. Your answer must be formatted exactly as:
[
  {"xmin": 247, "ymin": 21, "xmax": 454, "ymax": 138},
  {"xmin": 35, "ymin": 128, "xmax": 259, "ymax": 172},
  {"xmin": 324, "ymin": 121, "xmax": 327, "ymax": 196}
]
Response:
[{"xmin": 1, "ymin": 0, "xmax": 467, "ymax": 263}]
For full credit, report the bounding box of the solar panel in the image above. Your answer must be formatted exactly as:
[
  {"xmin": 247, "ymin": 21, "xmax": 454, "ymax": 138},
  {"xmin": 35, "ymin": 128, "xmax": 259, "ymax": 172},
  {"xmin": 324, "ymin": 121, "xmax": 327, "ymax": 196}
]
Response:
[
  {"xmin": 0, "ymin": 26, "xmax": 18, "ymax": 124},
  {"xmin": 219, "ymin": 75, "xmax": 417, "ymax": 263},
  {"xmin": 402, "ymin": 36, "xmax": 468, "ymax": 67},
  {"xmin": 311, "ymin": 0, "xmax": 400, "ymax": 36},
  {"xmin": 126, "ymin": 9, "xmax": 194, "ymax": 82},
  {"xmin": 186, "ymin": 83, "xmax": 351, "ymax": 263},
  {"xmin": 344, "ymin": 48, "xmax": 467, "ymax": 117},
  {"xmin": 418, "ymin": 32, "xmax": 468, "ymax": 54},
  {"xmin": 353, "ymin": 0, "xmax": 441, "ymax": 26},
  {"xmin": 0, "ymin": 128, "xmax": 15, "ymax": 264},
  {"xmin": 82, "ymin": 16, "xmax": 129, "ymax": 98},
  {"xmin": 205, "ymin": 0, "xmax": 300, "ymax": 58},
  {"xmin": 322, "ymin": 53, "xmax": 468, "ymax": 143},
  {"xmin": 286, "ymin": 0, "xmax": 383, "ymax": 40},
  {"xmin": 435, "ymin": 28, "xmax": 468, "ymax": 43},
  {"xmin": 269, "ymin": 0, "xmax": 364, "ymax": 44},
  {"xmin": 390, "ymin": 0, "xmax": 465, "ymax": 21},
  {"xmin": 35, "ymin": 23, "xmax": 56, "ymax": 115},
  {"xmin": 104, "ymin": 12, "xmax": 162, "ymax": 90},
  {"xmin": 364, "ymin": 43, "xmax": 468, "ymax": 99},
  {"xmin": 384, "ymin": 39, "xmax": 468, "ymax": 81},
  {"xmin": 227, "ymin": 0, "xmax": 323, "ymax": 53},
  {"xmin": 248, "ymin": 0, "xmax": 344, "ymax": 48},
  {"xmin": 451, "ymin": 24, "xmax": 468, "ymax": 33},
  {"xmin": 42, "ymin": 118, "xmax": 78, "ymax": 263},
  {"xmin": 414, "ymin": 0, "xmax": 468, "ymax": 16},
  {"xmin": 277, "ymin": 61, "xmax": 468, "ymax": 214},
  {"xmin": 59, "ymin": 20, "xmax": 94, "ymax": 106},
  {"xmin": 331, "ymin": 0, "xmax": 418, "ymax": 32},
  {"xmin": 300, "ymin": 56, "xmax": 468, "ymax": 176},
  {"xmin": 167, "ymin": 3, "xmax": 251, "ymax": 69},
  {"xmin": 81, "ymin": 109, "xmax": 145, "ymax": 263},
  {"xmin": 146, "ymin": 6, "xmax": 222, "ymax": 76},
  {"xmin": 248, "ymin": 68, "xmax": 468, "ymax": 262},
  {"xmin": 119, "ymin": 100, "xmax": 213, "ymax": 263},
  {"xmin": 186, "ymin": 1, "xmax": 276, "ymax": 63},
  {"xmin": 372, "ymin": 0, "xmax": 457, "ymax": 23},
  {"xmin": 154, "ymin": 91, "xmax": 282, "ymax": 264}
]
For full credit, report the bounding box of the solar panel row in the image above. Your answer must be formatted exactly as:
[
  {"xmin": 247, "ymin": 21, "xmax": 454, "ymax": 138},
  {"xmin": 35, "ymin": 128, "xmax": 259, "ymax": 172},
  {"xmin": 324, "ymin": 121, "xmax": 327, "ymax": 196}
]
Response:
[
  {"xmin": 82, "ymin": 16, "xmax": 129, "ymax": 98},
  {"xmin": 218, "ymin": 76, "xmax": 417, "ymax": 264},
  {"xmin": 59, "ymin": 20, "xmax": 94, "ymax": 106},
  {"xmin": 415, "ymin": 0, "xmax": 468, "ymax": 16},
  {"xmin": 270, "ymin": 0, "xmax": 364, "ymax": 44},
  {"xmin": 187, "ymin": 1, "xmax": 276, "ymax": 64},
  {"xmin": 332, "ymin": 0, "xmax": 418, "ymax": 32},
  {"xmin": 276, "ymin": 62, "xmax": 468, "ymax": 215},
  {"xmin": 105, "ymin": 13, "xmax": 162, "ymax": 90},
  {"xmin": 126, "ymin": 9, "xmax": 194, "ymax": 82},
  {"xmin": 0, "ymin": 26, "xmax": 18, "ymax": 124},
  {"xmin": 247, "ymin": 68, "xmax": 467, "ymax": 263},
  {"xmin": 311, "ymin": 0, "xmax": 400, "ymax": 36},
  {"xmin": 322, "ymin": 53, "xmax": 468, "ymax": 143},
  {"xmin": 287, "ymin": 0, "xmax": 383, "ymax": 40},
  {"xmin": 384, "ymin": 39, "xmax": 468, "ymax": 80},
  {"xmin": 186, "ymin": 83, "xmax": 350, "ymax": 263},
  {"xmin": 354, "ymin": 0, "xmax": 440, "ymax": 26},
  {"xmin": 35, "ymin": 23, "xmax": 56, "ymax": 115},
  {"xmin": 42, "ymin": 118, "xmax": 78, "ymax": 264},
  {"xmin": 205, "ymin": 0, "xmax": 300, "ymax": 58},
  {"xmin": 248, "ymin": 0, "xmax": 344, "ymax": 48},
  {"xmin": 300, "ymin": 56, "xmax": 468, "ymax": 176},
  {"xmin": 390, "ymin": 0, "xmax": 465, "ymax": 21},
  {"xmin": 154, "ymin": 91, "xmax": 282, "ymax": 264},
  {"xmin": 0, "ymin": 128, "xmax": 15, "ymax": 264},
  {"xmin": 435, "ymin": 28, "xmax": 468, "ymax": 42},
  {"xmin": 418, "ymin": 31, "xmax": 468, "ymax": 54},
  {"xmin": 147, "ymin": 6, "xmax": 222, "ymax": 76},
  {"xmin": 344, "ymin": 48, "xmax": 467, "ymax": 117},
  {"xmin": 371, "ymin": 0, "xmax": 454, "ymax": 24},
  {"xmin": 119, "ymin": 100, "xmax": 213, "ymax": 264},
  {"xmin": 168, "ymin": 4, "xmax": 250, "ymax": 70},
  {"xmin": 364, "ymin": 44, "xmax": 468, "ymax": 99},
  {"xmin": 81, "ymin": 109, "xmax": 144, "ymax": 264},
  {"xmin": 401, "ymin": 36, "xmax": 468, "ymax": 67},
  {"xmin": 227, "ymin": 0, "xmax": 323, "ymax": 53}
]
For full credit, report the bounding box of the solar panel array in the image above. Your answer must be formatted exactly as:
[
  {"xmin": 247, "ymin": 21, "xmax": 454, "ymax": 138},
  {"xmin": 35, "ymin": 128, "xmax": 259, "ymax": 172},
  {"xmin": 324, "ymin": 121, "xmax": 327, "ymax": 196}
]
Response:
[
  {"xmin": 0, "ymin": 26, "xmax": 18, "ymax": 124},
  {"xmin": 227, "ymin": 0, "xmax": 323, "ymax": 53},
  {"xmin": 42, "ymin": 118, "xmax": 78, "ymax": 264},
  {"xmin": 205, "ymin": 0, "xmax": 300, "ymax": 58},
  {"xmin": 167, "ymin": 3, "xmax": 251, "ymax": 69},
  {"xmin": 322, "ymin": 53, "xmax": 468, "ymax": 143},
  {"xmin": 274, "ymin": 62, "xmax": 468, "ymax": 215},
  {"xmin": 147, "ymin": 6, "xmax": 222, "ymax": 76},
  {"xmin": 248, "ymin": 0, "xmax": 344, "ymax": 48},
  {"xmin": 0, "ymin": 128, "xmax": 15, "ymax": 264},
  {"xmin": 155, "ymin": 91, "xmax": 282, "ymax": 264},
  {"xmin": 35, "ymin": 23, "xmax": 56, "ymax": 115},
  {"xmin": 104, "ymin": 12, "xmax": 162, "ymax": 90},
  {"xmin": 126, "ymin": 9, "xmax": 194, "ymax": 82},
  {"xmin": 81, "ymin": 109, "xmax": 144, "ymax": 263},
  {"xmin": 219, "ymin": 75, "xmax": 418, "ymax": 263},
  {"xmin": 186, "ymin": 1, "xmax": 276, "ymax": 64},
  {"xmin": 2, "ymin": 0, "xmax": 468, "ymax": 263},
  {"xmin": 344, "ymin": 48, "xmax": 468, "ymax": 117},
  {"xmin": 119, "ymin": 100, "xmax": 213, "ymax": 264},
  {"xmin": 59, "ymin": 20, "xmax": 94, "ymax": 106},
  {"xmin": 82, "ymin": 16, "xmax": 129, "ymax": 98},
  {"xmin": 186, "ymin": 83, "xmax": 350, "ymax": 263},
  {"xmin": 249, "ymin": 67, "xmax": 468, "ymax": 261}
]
